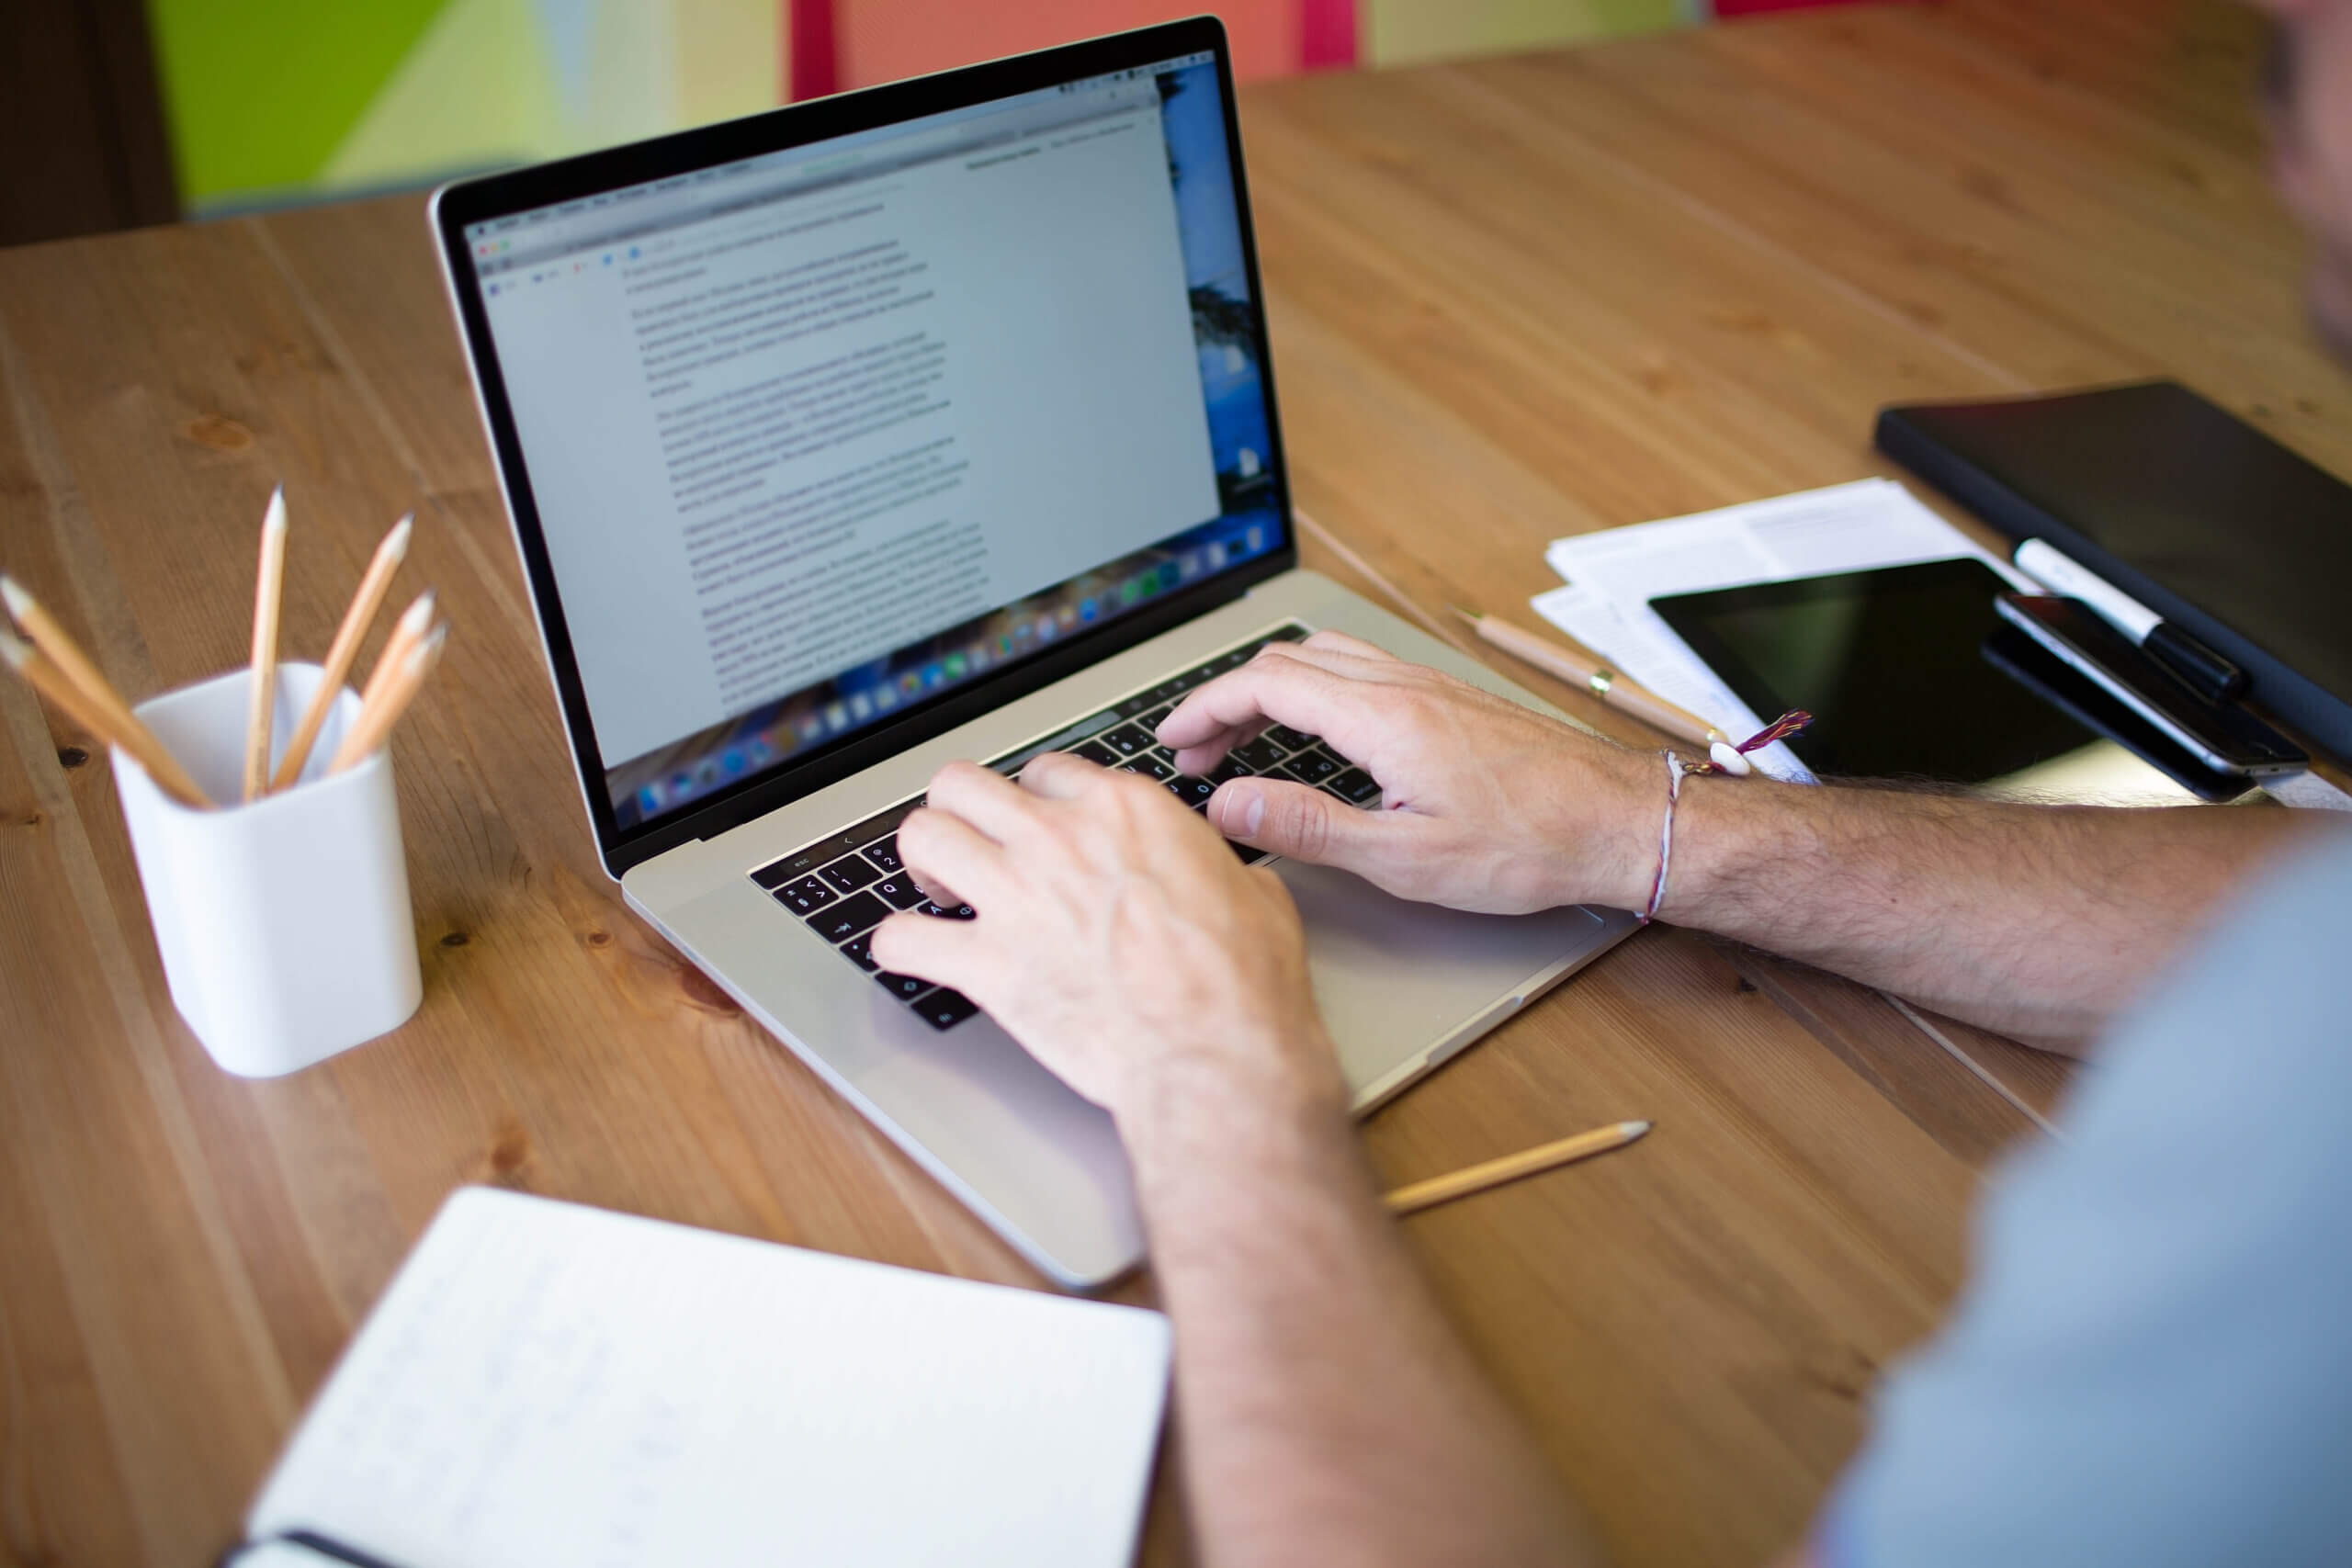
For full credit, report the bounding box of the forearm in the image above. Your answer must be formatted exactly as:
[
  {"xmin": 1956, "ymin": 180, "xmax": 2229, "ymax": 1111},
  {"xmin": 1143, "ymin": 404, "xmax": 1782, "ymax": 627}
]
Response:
[
  {"xmin": 1123, "ymin": 1065, "xmax": 1595, "ymax": 1568},
  {"xmin": 1653, "ymin": 776, "xmax": 2312, "ymax": 1047}
]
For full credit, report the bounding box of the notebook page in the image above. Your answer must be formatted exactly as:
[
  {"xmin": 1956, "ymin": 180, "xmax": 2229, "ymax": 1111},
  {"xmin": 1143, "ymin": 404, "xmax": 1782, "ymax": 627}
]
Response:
[{"xmin": 248, "ymin": 1188, "xmax": 1170, "ymax": 1568}]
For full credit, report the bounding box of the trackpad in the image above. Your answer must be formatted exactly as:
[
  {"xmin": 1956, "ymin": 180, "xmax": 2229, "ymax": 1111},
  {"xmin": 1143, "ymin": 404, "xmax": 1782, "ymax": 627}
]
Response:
[{"xmin": 1272, "ymin": 861, "xmax": 1607, "ymax": 1099}]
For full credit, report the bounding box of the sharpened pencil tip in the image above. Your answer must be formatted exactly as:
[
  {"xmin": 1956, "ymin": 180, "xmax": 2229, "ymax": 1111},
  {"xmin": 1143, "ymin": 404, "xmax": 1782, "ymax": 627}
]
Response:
[
  {"xmin": 1623, "ymin": 1120, "xmax": 1652, "ymax": 1138},
  {"xmin": 396, "ymin": 588, "xmax": 436, "ymax": 635},
  {"xmin": 0, "ymin": 575, "xmax": 27, "ymax": 623},
  {"xmin": 385, "ymin": 514, "xmax": 414, "ymax": 557},
  {"xmin": 263, "ymin": 486, "xmax": 287, "ymax": 536},
  {"xmin": 1448, "ymin": 604, "xmax": 1483, "ymax": 626},
  {"xmin": 0, "ymin": 624, "xmax": 28, "ymax": 666},
  {"xmin": 410, "ymin": 620, "xmax": 449, "ymax": 667}
]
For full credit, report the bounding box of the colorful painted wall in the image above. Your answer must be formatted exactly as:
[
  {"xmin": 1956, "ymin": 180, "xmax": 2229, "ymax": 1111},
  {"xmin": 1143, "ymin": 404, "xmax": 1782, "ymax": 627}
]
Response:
[
  {"xmin": 149, "ymin": 0, "xmax": 780, "ymax": 213},
  {"xmin": 146, "ymin": 0, "xmax": 1865, "ymax": 214}
]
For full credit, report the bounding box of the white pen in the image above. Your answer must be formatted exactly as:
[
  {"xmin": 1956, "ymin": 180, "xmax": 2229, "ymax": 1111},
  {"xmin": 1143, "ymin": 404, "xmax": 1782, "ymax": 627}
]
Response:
[{"xmin": 2011, "ymin": 538, "xmax": 2245, "ymax": 699}]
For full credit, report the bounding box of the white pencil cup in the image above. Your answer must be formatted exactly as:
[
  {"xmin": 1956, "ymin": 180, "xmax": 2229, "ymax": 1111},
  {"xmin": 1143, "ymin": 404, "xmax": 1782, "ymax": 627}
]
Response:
[{"xmin": 112, "ymin": 662, "xmax": 423, "ymax": 1077}]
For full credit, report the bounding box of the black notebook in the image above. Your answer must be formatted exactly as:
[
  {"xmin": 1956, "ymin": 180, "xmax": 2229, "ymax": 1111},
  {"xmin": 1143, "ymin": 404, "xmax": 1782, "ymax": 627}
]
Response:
[{"xmin": 1875, "ymin": 379, "xmax": 2352, "ymax": 761}]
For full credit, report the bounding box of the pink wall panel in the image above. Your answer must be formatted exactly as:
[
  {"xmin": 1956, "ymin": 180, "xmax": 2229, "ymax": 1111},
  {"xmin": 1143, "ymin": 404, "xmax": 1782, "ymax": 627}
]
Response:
[{"xmin": 828, "ymin": 0, "xmax": 1319, "ymax": 93}]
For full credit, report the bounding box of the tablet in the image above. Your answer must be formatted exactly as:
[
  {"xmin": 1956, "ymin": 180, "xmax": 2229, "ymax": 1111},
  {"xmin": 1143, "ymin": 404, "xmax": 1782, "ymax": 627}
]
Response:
[{"xmin": 1649, "ymin": 558, "xmax": 2240, "ymax": 798}]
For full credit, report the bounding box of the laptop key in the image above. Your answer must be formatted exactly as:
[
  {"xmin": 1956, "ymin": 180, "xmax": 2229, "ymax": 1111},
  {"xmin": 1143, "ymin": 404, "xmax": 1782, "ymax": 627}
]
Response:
[
  {"xmin": 1068, "ymin": 739, "xmax": 1119, "ymax": 767},
  {"xmin": 1101, "ymin": 723, "xmax": 1154, "ymax": 758},
  {"xmin": 1287, "ymin": 748, "xmax": 1342, "ymax": 784},
  {"xmin": 864, "ymin": 836, "xmax": 903, "ymax": 874},
  {"xmin": 1325, "ymin": 767, "xmax": 1382, "ymax": 807},
  {"xmin": 873, "ymin": 874, "xmax": 926, "ymax": 909},
  {"xmin": 1229, "ymin": 840, "xmax": 1268, "ymax": 866},
  {"xmin": 753, "ymin": 832, "xmax": 854, "ymax": 887},
  {"xmin": 917, "ymin": 899, "xmax": 977, "ymax": 920},
  {"xmin": 773, "ymin": 875, "xmax": 838, "ymax": 916},
  {"xmin": 809, "ymin": 891, "xmax": 890, "ymax": 943},
  {"xmin": 1231, "ymin": 734, "xmax": 1289, "ymax": 771},
  {"xmin": 838, "ymin": 931, "xmax": 879, "ymax": 971},
  {"xmin": 1205, "ymin": 755, "xmax": 1255, "ymax": 785},
  {"xmin": 751, "ymin": 857, "xmax": 806, "ymax": 890},
  {"xmin": 1266, "ymin": 724, "xmax": 1317, "ymax": 751},
  {"xmin": 819, "ymin": 853, "xmax": 882, "ymax": 894},
  {"xmin": 1167, "ymin": 774, "xmax": 1217, "ymax": 809},
  {"xmin": 1121, "ymin": 753, "xmax": 1176, "ymax": 782},
  {"xmin": 875, "ymin": 971, "xmax": 933, "ymax": 1000},
  {"xmin": 913, "ymin": 988, "xmax": 979, "ymax": 1031}
]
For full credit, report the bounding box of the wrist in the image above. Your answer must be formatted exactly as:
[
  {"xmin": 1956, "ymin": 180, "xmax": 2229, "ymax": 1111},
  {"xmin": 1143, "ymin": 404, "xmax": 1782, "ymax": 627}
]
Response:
[
  {"xmin": 1548, "ymin": 740, "xmax": 1675, "ymax": 912},
  {"xmin": 1116, "ymin": 1032, "xmax": 1351, "ymax": 1179},
  {"xmin": 1645, "ymin": 763, "xmax": 1791, "ymax": 925}
]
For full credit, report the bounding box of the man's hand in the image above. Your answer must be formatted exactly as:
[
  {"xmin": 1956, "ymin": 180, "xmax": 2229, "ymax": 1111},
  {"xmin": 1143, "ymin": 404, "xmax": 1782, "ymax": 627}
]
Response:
[
  {"xmin": 869, "ymin": 749, "xmax": 1598, "ymax": 1568},
  {"xmin": 1159, "ymin": 629, "xmax": 1658, "ymax": 915},
  {"xmin": 867, "ymin": 752, "xmax": 1345, "ymax": 1125}
]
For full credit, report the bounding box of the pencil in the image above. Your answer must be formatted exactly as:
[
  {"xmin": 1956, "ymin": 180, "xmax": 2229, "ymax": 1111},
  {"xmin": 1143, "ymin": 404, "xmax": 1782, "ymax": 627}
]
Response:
[
  {"xmin": 0, "ymin": 626, "xmax": 212, "ymax": 808},
  {"xmin": 1451, "ymin": 606, "xmax": 1727, "ymax": 751},
  {"xmin": 1, "ymin": 575, "xmax": 212, "ymax": 807},
  {"xmin": 357, "ymin": 589, "xmax": 435, "ymax": 718},
  {"xmin": 328, "ymin": 620, "xmax": 446, "ymax": 773},
  {"xmin": 270, "ymin": 513, "xmax": 412, "ymax": 792},
  {"xmin": 1383, "ymin": 1120, "xmax": 1650, "ymax": 1216},
  {"xmin": 243, "ymin": 488, "xmax": 288, "ymax": 801}
]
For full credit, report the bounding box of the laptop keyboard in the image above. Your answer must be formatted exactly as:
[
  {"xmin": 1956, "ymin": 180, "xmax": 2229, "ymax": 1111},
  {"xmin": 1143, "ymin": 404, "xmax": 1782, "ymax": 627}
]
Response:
[{"xmin": 748, "ymin": 623, "xmax": 1383, "ymax": 1031}]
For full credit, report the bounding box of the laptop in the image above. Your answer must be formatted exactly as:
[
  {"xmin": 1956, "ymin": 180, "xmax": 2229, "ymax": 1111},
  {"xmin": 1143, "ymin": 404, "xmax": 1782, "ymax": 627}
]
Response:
[{"xmin": 430, "ymin": 17, "xmax": 1635, "ymax": 1288}]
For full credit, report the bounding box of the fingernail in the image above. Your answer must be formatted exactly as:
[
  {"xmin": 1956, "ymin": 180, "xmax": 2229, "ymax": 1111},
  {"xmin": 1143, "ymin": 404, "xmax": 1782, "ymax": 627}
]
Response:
[{"xmin": 1231, "ymin": 784, "xmax": 1264, "ymax": 838}]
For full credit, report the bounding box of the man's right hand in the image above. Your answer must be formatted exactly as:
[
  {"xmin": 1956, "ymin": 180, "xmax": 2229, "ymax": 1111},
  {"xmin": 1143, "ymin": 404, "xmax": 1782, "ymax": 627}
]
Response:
[{"xmin": 1157, "ymin": 630, "xmax": 1662, "ymax": 916}]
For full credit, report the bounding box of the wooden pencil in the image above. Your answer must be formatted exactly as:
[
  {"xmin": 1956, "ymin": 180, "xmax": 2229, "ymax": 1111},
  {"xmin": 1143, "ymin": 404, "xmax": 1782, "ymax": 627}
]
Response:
[
  {"xmin": 329, "ymin": 621, "xmax": 447, "ymax": 773},
  {"xmin": 243, "ymin": 488, "xmax": 288, "ymax": 801},
  {"xmin": 357, "ymin": 589, "xmax": 435, "ymax": 718},
  {"xmin": 1451, "ymin": 606, "xmax": 1728, "ymax": 750},
  {"xmin": 0, "ymin": 626, "xmax": 212, "ymax": 808},
  {"xmin": 1, "ymin": 574, "xmax": 212, "ymax": 807},
  {"xmin": 270, "ymin": 514, "xmax": 412, "ymax": 792},
  {"xmin": 1383, "ymin": 1120, "xmax": 1650, "ymax": 1216}
]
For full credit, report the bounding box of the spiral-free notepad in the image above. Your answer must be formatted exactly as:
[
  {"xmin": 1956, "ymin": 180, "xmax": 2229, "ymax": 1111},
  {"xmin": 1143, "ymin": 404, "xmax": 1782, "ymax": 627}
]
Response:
[{"xmin": 229, "ymin": 1187, "xmax": 1170, "ymax": 1568}]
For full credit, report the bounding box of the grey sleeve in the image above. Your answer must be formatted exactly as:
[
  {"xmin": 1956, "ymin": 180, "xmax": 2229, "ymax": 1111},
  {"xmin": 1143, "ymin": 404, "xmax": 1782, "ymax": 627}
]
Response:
[{"xmin": 1824, "ymin": 831, "xmax": 2352, "ymax": 1568}]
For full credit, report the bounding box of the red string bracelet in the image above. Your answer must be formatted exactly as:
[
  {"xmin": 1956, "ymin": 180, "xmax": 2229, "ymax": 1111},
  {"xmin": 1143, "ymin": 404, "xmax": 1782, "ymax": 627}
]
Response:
[{"xmin": 1638, "ymin": 710, "xmax": 1811, "ymax": 925}]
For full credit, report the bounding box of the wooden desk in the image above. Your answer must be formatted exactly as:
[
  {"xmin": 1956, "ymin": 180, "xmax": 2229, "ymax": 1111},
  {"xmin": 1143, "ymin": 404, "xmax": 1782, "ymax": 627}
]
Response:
[{"xmin": 0, "ymin": 2, "xmax": 2325, "ymax": 1562}]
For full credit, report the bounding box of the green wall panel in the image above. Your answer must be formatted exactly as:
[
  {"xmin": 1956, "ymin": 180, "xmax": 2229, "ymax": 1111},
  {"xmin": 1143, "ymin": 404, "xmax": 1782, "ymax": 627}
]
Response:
[
  {"xmin": 1368, "ymin": 0, "xmax": 1684, "ymax": 67},
  {"xmin": 148, "ymin": 0, "xmax": 452, "ymax": 204}
]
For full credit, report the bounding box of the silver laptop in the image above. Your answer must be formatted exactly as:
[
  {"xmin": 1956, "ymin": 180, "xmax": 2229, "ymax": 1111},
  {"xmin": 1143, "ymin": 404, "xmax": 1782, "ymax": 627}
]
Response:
[{"xmin": 431, "ymin": 18, "xmax": 1634, "ymax": 1287}]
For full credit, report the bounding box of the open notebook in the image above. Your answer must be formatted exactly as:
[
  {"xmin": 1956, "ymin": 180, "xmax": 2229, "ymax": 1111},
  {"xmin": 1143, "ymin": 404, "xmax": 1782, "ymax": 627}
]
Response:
[{"xmin": 229, "ymin": 1187, "xmax": 1171, "ymax": 1567}]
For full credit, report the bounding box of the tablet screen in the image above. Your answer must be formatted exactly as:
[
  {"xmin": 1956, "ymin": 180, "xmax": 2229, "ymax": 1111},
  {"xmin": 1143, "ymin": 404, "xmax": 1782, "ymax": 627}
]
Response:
[{"xmin": 1650, "ymin": 558, "xmax": 2209, "ymax": 791}]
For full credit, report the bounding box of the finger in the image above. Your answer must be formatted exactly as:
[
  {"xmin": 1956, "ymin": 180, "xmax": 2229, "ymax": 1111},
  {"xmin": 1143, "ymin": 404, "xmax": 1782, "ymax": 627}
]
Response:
[
  {"xmin": 868, "ymin": 908, "xmax": 982, "ymax": 987},
  {"xmin": 1016, "ymin": 748, "xmax": 1112, "ymax": 800},
  {"xmin": 924, "ymin": 759, "xmax": 1047, "ymax": 847},
  {"xmin": 896, "ymin": 805, "xmax": 1013, "ymax": 910},
  {"xmin": 1210, "ymin": 775, "xmax": 1415, "ymax": 875},
  {"xmin": 1158, "ymin": 651, "xmax": 1388, "ymax": 768},
  {"xmin": 1299, "ymin": 627, "xmax": 1401, "ymax": 663}
]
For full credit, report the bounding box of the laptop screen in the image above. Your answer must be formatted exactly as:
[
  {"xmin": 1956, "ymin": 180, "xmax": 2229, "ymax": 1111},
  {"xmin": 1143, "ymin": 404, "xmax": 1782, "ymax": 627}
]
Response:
[{"xmin": 455, "ymin": 44, "xmax": 1283, "ymax": 834}]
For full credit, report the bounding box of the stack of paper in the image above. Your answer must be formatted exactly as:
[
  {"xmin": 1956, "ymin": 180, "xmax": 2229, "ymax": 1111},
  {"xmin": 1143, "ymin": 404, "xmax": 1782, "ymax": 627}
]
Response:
[{"xmin": 1532, "ymin": 479, "xmax": 2028, "ymax": 780}]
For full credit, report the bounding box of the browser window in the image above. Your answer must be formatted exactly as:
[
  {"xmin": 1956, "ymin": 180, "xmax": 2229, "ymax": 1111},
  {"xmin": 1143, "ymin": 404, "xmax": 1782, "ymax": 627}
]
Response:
[{"xmin": 464, "ymin": 51, "xmax": 1281, "ymax": 829}]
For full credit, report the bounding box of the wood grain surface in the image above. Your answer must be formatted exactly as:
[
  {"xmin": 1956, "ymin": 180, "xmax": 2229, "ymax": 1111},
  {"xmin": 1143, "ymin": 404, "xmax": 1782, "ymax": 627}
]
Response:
[{"xmin": 0, "ymin": 3, "xmax": 2331, "ymax": 1564}]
